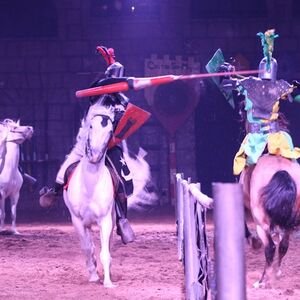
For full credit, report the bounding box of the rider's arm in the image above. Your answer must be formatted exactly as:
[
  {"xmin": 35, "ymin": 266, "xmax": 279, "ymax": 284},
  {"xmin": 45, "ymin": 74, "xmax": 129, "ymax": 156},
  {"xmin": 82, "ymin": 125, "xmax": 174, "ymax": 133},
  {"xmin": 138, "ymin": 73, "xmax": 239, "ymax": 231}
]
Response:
[
  {"xmin": 220, "ymin": 77, "xmax": 239, "ymax": 91},
  {"xmin": 218, "ymin": 62, "xmax": 240, "ymax": 92},
  {"xmin": 93, "ymin": 77, "xmax": 129, "ymax": 86},
  {"xmin": 113, "ymin": 92, "xmax": 129, "ymax": 108}
]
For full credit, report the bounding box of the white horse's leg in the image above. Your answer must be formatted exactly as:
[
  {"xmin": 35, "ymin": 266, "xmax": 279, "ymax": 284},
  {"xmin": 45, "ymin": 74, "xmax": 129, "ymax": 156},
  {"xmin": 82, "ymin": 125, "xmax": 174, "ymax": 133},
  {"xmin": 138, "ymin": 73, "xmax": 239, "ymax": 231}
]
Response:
[
  {"xmin": 99, "ymin": 213, "xmax": 116, "ymax": 288},
  {"xmin": 0, "ymin": 195, "xmax": 5, "ymax": 231},
  {"xmin": 10, "ymin": 193, "xmax": 20, "ymax": 234},
  {"xmin": 71, "ymin": 215, "xmax": 99, "ymax": 283}
]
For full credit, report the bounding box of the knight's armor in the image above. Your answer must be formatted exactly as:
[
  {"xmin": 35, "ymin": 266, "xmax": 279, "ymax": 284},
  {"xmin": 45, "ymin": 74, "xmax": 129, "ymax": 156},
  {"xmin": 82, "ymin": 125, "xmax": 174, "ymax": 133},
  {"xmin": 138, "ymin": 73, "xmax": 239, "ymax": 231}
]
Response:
[
  {"xmin": 206, "ymin": 30, "xmax": 300, "ymax": 175},
  {"xmin": 258, "ymin": 56, "xmax": 277, "ymax": 82},
  {"xmin": 231, "ymin": 76, "xmax": 300, "ymax": 175}
]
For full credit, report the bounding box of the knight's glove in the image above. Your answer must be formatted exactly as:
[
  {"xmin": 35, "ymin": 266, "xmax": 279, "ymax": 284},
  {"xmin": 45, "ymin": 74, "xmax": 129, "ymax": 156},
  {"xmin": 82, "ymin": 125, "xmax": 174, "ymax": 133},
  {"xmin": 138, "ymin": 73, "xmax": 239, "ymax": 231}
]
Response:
[
  {"xmin": 114, "ymin": 92, "xmax": 129, "ymax": 108},
  {"xmin": 218, "ymin": 62, "xmax": 235, "ymax": 76},
  {"xmin": 290, "ymin": 80, "xmax": 300, "ymax": 103},
  {"xmin": 220, "ymin": 78, "xmax": 238, "ymax": 91},
  {"xmin": 114, "ymin": 108, "xmax": 124, "ymax": 129},
  {"xmin": 292, "ymin": 80, "xmax": 300, "ymax": 89}
]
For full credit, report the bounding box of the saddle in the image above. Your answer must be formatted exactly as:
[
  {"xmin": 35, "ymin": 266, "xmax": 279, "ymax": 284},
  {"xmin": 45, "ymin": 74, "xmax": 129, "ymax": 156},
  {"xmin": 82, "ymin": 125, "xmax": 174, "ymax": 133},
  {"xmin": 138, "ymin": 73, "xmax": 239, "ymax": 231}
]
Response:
[{"xmin": 63, "ymin": 160, "xmax": 120, "ymax": 194}]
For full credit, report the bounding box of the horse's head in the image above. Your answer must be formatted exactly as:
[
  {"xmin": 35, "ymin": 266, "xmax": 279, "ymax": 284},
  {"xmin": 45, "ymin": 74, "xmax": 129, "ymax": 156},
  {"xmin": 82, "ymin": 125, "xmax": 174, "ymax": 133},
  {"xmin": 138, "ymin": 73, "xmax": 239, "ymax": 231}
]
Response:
[
  {"xmin": 85, "ymin": 106, "xmax": 115, "ymax": 164},
  {"xmin": 0, "ymin": 119, "xmax": 34, "ymax": 144}
]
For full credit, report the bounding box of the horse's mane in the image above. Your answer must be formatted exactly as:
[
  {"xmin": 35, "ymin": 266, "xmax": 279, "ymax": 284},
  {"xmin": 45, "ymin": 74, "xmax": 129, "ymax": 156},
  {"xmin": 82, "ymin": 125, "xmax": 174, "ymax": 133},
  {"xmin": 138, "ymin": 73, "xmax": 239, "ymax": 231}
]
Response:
[
  {"xmin": 0, "ymin": 120, "xmax": 14, "ymax": 157},
  {"xmin": 0, "ymin": 119, "xmax": 17, "ymax": 126}
]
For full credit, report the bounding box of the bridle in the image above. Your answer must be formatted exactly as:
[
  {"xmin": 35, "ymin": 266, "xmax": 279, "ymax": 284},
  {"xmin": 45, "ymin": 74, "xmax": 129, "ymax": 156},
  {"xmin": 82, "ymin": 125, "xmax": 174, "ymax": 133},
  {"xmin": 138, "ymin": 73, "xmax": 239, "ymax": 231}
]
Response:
[
  {"xmin": 91, "ymin": 113, "xmax": 114, "ymax": 125},
  {"xmin": 85, "ymin": 113, "xmax": 114, "ymax": 163},
  {"xmin": 0, "ymin": 124, "xmax": 29, "ymax": 143}
]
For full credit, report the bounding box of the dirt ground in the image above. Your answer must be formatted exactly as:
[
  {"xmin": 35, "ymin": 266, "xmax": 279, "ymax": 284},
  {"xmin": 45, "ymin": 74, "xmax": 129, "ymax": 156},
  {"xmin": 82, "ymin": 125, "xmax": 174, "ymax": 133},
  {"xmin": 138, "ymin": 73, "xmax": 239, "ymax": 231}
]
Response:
[
  {"xmin": 245, "ymin": 228, "xmax": 300, "ymax": 300},
  {"xmin": 0, "ymin": 209, "xmax": 300, "ymax": 300}
]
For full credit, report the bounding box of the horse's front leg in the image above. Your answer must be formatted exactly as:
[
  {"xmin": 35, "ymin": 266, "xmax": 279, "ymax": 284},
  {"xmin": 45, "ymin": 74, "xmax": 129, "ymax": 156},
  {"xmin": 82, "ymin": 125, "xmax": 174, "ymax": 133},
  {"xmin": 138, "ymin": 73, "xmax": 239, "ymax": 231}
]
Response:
[
  {"xmin": 253, "ymin": 225, "xmax": 276, "ymax": 288},
  {"xmin": 99, "ymin": 212, "xmax": 116, "ymax": 288},
  {"xmin": 71, "ymin": 214, "xmax": 99, "ymax": 283},
  {"xmin": 10, "ymin": 192, "xmax": 20, "ymax": 234}
]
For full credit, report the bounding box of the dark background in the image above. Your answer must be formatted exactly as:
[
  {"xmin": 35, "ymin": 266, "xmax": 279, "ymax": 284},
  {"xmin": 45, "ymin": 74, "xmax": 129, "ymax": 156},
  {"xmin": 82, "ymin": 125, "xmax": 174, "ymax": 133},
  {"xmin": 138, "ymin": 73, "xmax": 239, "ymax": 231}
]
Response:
[{"xmin": 1, "ymin": 0, "xmax": 300, "ymax": 218}]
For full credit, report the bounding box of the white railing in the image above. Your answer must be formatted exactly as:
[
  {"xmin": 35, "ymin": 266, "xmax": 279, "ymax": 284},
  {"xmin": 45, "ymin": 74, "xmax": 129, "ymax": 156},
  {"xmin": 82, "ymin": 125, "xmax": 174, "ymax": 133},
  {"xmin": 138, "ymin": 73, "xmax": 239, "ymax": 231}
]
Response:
[
  {"xmin": 176, "ymin": 173, "xmax": 213, "ymax": 300},
  {"xmin": 176, "ymin": 174, "xmax": 246, "ymax": 300}
]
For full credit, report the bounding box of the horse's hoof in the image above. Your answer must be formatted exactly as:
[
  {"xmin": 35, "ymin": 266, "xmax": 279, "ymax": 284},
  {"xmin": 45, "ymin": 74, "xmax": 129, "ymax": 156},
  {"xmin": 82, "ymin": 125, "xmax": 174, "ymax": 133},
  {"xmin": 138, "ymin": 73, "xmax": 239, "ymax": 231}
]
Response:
[
  {"xmin": 89, "ymin": 273, "xmax": 100, "ymax": 283},
  {"xmin": 104, "ymin": 281, "xmax": 117, "ymax": 288},
  {"xmin": 253, "ymin": 281, "xmax": 265, "ymax": 289},
  {"xmin": 276, "ymin": 269, "xmax": 282, "ymax": 278}
]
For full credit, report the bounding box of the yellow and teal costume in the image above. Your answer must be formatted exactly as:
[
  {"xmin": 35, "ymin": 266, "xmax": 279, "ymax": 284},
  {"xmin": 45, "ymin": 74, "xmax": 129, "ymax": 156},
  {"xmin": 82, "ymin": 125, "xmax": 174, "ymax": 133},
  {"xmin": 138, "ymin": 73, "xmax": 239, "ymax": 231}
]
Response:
[
  {"xmin": 233, "ymin": 76, "xmax": 300, "ymax": 175},
  {"xmin": 206, "ymin": 30, "xmax": 300, "ymax": 176}
]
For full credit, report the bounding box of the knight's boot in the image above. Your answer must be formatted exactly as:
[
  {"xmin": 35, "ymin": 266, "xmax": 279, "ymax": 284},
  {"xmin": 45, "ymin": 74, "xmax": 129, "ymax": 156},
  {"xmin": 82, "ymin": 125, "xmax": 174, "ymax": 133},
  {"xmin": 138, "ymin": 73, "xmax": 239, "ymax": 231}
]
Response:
[
  {"xmin": 39, "ymin": 182, "xmax": 63, "ymax": 208},
  {"xmin": 115, "ymin": 194, "xmax": 135, "ymax": 244}
]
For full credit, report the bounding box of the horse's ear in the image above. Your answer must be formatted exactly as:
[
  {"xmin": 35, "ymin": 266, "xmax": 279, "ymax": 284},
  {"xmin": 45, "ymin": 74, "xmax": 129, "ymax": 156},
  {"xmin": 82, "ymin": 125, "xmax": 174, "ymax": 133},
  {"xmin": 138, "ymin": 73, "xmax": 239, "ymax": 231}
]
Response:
[{"xmin": 16, "ymin": 119, "xmax": 20, "ymax": 126}]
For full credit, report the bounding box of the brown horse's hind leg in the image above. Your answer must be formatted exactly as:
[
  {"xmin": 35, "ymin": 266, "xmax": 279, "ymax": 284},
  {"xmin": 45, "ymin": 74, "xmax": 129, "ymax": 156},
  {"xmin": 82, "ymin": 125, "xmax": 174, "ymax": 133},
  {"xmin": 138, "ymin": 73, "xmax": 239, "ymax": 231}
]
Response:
[
  {"xmin": 275, "ymin": 230, "xmax": 290, "ymax": 278},
  {"xmin": 254, "ymin": 231, "xmax": 276, "ymax": 288},
  {"xmin": 242, "ymin": 166, "xmax": 263, "ymax": 249}
]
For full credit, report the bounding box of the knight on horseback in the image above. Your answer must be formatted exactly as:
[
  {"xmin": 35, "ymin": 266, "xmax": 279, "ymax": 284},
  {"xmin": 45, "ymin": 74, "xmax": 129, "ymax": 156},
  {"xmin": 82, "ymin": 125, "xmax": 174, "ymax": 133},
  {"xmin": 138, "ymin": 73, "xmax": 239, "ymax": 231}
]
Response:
[
  {"xmin": 207, "ymin": 30, "xmax": 300, "ymax": 287},
  {"xmin": 39, "ymin": 46, "xmax": 136, "ymax": 244},
  {"xmin": 206, "ymin": 29, "xmax": 300, "ymax": 176}
]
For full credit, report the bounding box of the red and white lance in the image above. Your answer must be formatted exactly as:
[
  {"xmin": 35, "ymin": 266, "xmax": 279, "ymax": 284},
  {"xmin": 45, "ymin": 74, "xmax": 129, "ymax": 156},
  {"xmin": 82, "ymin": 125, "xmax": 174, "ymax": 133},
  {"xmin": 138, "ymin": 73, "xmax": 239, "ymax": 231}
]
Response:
[
  {"xmin": 75, "ymin": 69, "xmax": 260, "ymax": 98},
  {"xmin": 76, "ymin": 68, "xmax": 260, "ymax": 205}
]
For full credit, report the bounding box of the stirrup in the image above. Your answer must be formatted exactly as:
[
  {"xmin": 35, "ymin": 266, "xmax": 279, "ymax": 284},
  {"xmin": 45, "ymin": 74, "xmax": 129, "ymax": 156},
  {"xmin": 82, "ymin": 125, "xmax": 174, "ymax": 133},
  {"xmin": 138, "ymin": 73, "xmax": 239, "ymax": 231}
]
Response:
[
  {"xmin": 39, "ymin": 186, "xmax": 58, "ymax": 208},
  {"xmin": 117, "ymin": 218, "xmax": 135, "ymax": 244}
]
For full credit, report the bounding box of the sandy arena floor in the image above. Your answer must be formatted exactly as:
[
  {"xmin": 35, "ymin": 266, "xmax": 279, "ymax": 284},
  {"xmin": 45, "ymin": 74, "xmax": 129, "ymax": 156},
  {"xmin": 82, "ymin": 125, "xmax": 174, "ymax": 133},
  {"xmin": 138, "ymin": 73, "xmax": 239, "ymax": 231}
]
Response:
[{"xmin": 0, "ymin": 210, "xmax": 299, "ymax": 300}]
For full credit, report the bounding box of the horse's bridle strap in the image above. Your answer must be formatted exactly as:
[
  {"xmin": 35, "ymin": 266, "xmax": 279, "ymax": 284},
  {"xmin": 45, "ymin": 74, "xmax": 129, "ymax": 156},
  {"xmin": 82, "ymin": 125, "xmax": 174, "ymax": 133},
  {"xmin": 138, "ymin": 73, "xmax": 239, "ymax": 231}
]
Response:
[{"xmin": 91, "ymin": 114, "xmax": 114, "ymax": 124}]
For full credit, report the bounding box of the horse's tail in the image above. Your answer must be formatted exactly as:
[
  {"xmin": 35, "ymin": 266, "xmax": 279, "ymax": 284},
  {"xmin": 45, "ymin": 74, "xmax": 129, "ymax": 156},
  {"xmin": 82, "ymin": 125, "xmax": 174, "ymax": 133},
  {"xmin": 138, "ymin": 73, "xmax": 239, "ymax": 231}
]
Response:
[{"xmin": 262, "ymin": 170, "xmax": 297, "ymax": 230}]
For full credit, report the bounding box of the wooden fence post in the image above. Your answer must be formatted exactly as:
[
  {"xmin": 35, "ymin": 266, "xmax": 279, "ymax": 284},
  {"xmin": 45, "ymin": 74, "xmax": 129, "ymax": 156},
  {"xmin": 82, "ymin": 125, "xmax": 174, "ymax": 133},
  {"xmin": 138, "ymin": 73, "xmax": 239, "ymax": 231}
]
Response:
[
  {"xmin": 176, "ymin": 173, "xmax": 184, "ymax": 261},
  {"xmin": 213, "ymin": 183, "xmax": 246, "ymax": 300}
]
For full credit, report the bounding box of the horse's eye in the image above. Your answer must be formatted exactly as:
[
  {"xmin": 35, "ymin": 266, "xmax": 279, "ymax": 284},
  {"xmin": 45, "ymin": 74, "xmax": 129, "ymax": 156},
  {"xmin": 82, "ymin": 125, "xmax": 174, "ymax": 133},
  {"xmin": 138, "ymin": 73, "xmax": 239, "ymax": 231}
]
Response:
[
  {"xmin": 90, "ymin": 125, "xmax": 92, "ymax": 129},
  {"xmin": 101, "ymin": 118, "xmax": 108, "ymax": 127}
]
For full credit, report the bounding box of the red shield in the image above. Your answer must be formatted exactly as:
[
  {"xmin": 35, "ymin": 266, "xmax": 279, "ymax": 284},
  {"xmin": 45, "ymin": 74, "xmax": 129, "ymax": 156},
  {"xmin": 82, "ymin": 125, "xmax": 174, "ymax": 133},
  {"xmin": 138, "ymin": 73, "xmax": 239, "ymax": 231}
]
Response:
[{"xmin": 108, "ymin": 103, "xmax": 151, "ymax": 148}]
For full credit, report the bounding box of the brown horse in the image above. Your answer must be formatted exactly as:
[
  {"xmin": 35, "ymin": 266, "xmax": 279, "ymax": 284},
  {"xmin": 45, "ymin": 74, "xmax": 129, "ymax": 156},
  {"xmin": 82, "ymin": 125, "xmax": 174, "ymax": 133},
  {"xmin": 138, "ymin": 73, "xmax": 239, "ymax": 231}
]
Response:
[{"xmin": 241, "ymin": 154, "xmax": 300, "ymax": 287}]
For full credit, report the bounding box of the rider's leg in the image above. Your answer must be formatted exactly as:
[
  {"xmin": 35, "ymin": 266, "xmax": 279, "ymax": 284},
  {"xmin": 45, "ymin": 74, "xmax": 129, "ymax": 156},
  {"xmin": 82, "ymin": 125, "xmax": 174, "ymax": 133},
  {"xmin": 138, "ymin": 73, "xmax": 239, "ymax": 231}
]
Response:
[
  {"xmin": 106, "ymin": 145, "xmax": 135, "ymax": 244},
  {"xmin": 39, "ymin": 141, "xmax": 84, "ymax": 208}
]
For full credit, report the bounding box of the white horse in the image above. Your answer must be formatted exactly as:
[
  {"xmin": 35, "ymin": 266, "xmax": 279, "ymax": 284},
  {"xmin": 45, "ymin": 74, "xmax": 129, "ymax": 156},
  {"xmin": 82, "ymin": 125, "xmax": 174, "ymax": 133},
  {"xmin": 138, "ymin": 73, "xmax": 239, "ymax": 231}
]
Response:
[
  {"xmin": 63, "ymin": 103, "xmax": 117, "ymax": 287},
  {"xmin": 0, "ymin": 119, "xmax": 33, "ymax": 234},
  {"xmin": 63, "ymin": 100, "xmax": 159, "ymax": 286}
]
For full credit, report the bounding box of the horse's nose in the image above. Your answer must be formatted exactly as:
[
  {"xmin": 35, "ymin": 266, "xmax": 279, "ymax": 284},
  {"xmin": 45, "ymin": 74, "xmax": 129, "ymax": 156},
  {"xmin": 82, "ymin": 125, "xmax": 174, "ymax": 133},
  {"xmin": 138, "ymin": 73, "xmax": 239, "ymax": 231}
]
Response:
[{"xmin": 26, "ymin": 126, "xmax": 34, "ymax": 137}]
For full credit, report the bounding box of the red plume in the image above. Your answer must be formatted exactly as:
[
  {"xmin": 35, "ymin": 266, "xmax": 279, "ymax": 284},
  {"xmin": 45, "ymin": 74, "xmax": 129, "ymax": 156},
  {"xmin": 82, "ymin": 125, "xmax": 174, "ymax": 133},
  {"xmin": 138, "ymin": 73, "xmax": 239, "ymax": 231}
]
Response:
[{"xmin": 96, "ymin": 46, "xmax": 116, "ymax": 65}]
